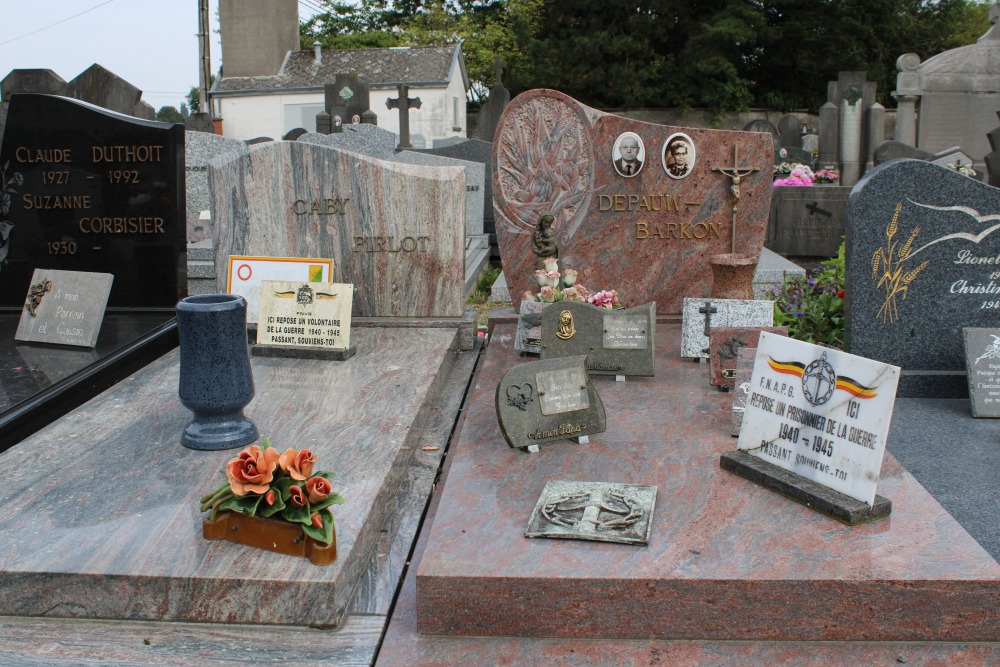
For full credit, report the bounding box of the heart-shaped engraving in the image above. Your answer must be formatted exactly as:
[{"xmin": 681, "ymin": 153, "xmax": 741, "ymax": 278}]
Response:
[{"xmin": 506, "ymin": 382, "xmax": 534, "ymax": 411}]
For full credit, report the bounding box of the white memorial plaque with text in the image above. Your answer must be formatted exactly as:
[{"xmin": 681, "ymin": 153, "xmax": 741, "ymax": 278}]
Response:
[
  {"xmin": 227, "ymin": 256, "xmax": 333, "ymax": 324},
  {"xmin": 15, "ymin": 269, "xmax": 113, "ymax": 348},
  {"xmin": 256, "ymin": 280, "xmax": 352, "ymax": 350},
  {"xmin": 736, "ymin": 333, "xmax": 900, "ymax": 506}
]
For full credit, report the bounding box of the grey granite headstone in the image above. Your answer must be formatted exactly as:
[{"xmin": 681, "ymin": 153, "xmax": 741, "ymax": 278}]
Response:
[
  {"xmin": 208, "ymin": 140, "xmax": 465, "ymax": 318},
  {"xmin": 742, "ymin": 119, "xmax": 779, "ymax": 149},
  {"xmin": 767, "ymin": 185, "xmax": 850, "ymax": 257},
  {"xmin": 873, "ymin": 140, "xmax": 933, "ymax": 166},
  {"xmin": 777, "ymin": 115, "xmax": 803, "ymax": 149},
  {"xmin": 775, "ymin": 146, "xmax": 812, "ymax": 166},
  {"xmin": 963, "ymin": 327, "xmax": 1000, "ymax": 417},
  {"xmin": 515, "ymin": 300, "xmax": 548, "ymax": 354},
  {"xmin": 67, "ymin": 64, "xmax": 142, "ymax": 117},
  {"xmin": 495, "ymin": 355, "xmax": 606, "ymax": 451},
  {"xmin": 680, "ymin": 298, "xmax": 774, "ymax": 359},
  {"xmin": 392, "ymin": 150, "xmax": 485, "ymax": 236},
  {"xmin": 539, "ymin": 301, "xmax": 656, "ymax": 377},
  {"xmin": 525, "ymin": 480, "xmax": 656, "ymax": 545},
  {"xmin": 185, "ymin": 131, "xmax": 247, "ymax": 220},
  {"xmin": 1, "ymin": 69, "xmax": 68, "ymax": 100},
  {"xmin": 846, "ymin": 159, "xmax": 1000, "ymax": 397},
  {"xmin": 419, "ymin": 138, "xmax": 496, "ymax": 236},
  {"xmin": 433, "ymin": 137, "xmax": 466, "ymax": 148},
  {"xmin": 298, "ymin": 124, "xmax": 397, "ymax": 161}
]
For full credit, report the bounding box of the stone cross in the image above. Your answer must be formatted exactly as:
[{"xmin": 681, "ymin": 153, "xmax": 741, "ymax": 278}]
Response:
[
  {"xmin": 712, "ymin": 145, "xmax": 761, "ymax": 253},
  {"xmin": 492, "ymin": 56, "xmax": 507, "ymax": 87},
  {"xmin": 386, "ymin": 84, "xmax": 422, "ymax": 150}
]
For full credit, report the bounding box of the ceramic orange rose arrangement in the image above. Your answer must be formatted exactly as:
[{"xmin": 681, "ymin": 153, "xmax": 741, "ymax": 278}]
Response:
[{"xmin": 200, "ymin": 438, "xmax": 345, "ymax": 564}]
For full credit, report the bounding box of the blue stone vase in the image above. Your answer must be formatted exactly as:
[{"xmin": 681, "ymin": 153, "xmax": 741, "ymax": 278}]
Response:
[{"xmin": 176, "ymin": 294, "xmax": 259, "ymax": 450}]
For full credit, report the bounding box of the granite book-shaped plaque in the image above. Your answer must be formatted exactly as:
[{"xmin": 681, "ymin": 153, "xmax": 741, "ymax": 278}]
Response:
[
  {"xmin": 496, "ymin": 355, "xmax": 606, "ymax": 451},
  {"xmin": 680, "ymin": 297, "xmax": 774, "ymax": 359},
  {"xmin": 525, "ymin": 480, "xmax": 657, "ymax": 546},
  {"xmin": 730, "ymin": 346, "xmax": 756, "ymax": 437},
  {"xmin": 846, "ymin": 159, "xmax": 1000, "ymax": 397},
  {"xmin": 963, "ymin": 327, "xmax": 1000, "ymax": 417},
  {"xmin": 514, "ymin": 299, "xmax": 547, "ymax": 354},
  {"xmin": 539, "ymin": 301, "xmax": 656, "ymax": 377},
  {"xmin": 494, "ymin": 89, "xmax": 773, "ymax": 316},
  {"xmin": 15, "ymin": 269, "xmax": 113, "ymax": 347},
  {"xmin": 253, "ymin": 280, "xmax": 354, "ymax": 360},
  {"xmin": 0, "ymin": 94, "xmax": 185, "ymax": 309},
  {"xmin": 709, "ymin": 325, "xmax": 787, "ymax": 389},
  {"xmin": 729, "ymin": 332, "xmax": 900, "ymax": 523}
]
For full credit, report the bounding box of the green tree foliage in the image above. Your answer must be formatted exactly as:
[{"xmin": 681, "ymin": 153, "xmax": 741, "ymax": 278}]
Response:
[
  {"xmin": 300, "ymin": 0, "xmax": 992, "ymax": 113},
  {"xmin": 156, "ymin": 106, "xmax": 186, "ymax": 124}
]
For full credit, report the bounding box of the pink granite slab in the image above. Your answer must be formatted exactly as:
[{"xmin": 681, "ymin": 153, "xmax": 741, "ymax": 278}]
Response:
[
  {"xmin": 494, "ymin": 89, "xmax": 774, "ymax": 314},
  {"xmin": 414, "ymin": 324, "xmax": 1000, "ymax": 641},
  {"xmin": 379, "ymin": 464, "xmax": 1000, "ymax": 665},
  {"xmin": 0, "ymin": 327, "xmax": 457, "ymax": 626}
]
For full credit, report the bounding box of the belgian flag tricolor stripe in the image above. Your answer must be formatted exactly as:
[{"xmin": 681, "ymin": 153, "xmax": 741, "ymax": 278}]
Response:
[
  {"xmin": 834, "ymin": 376, "xmax": 877, "ymax": 399},
  {"xmin": 767, "ymin": 357, "xmax": 878, "ymax": 399},
  {"xmin": 767, "ymin": 358, "xmax": 805, "ymax": 378}
]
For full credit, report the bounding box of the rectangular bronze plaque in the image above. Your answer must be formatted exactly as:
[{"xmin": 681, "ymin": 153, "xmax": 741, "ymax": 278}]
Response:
[{"xmin": 536, "ymin": 367, "xmax": 589, "ymax": 416}]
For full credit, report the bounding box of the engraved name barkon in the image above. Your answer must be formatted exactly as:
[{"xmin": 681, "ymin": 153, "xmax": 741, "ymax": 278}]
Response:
[{"xmin": 527, "ymin": 423, "xmax": 585, "ymax": 439}]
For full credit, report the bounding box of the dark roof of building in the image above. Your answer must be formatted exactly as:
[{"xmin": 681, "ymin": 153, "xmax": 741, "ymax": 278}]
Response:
[{"xmin": 214, "ymin": 44, "xmax": 466, "ymax": 94}]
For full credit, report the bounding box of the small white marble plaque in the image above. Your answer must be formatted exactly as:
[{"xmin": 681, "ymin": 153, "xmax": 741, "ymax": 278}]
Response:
[
  {"xmin": 680, "ymin": 297, "xmax": 773, "ymax": 358},
  {"xmin": 227, "ymin": 256, "xmax": 333, "ymax": 324},
  {"xmin": 736, "ymin": 333, "xmax": 900, "ymax": 506},
  {"xmin": 256, "ymin": 280, "xmax": 353, "ymax": 350},
  {"xmin": 963, "ymin": 327, "xmax": 1000, "ymax": 418},
  {"xmin": 15, "ymin": 269, "xmax": 113, "ymax": 348},
  {"xmin": 536, "ymin": 366, "xmax": 590, "ymax": 416}
]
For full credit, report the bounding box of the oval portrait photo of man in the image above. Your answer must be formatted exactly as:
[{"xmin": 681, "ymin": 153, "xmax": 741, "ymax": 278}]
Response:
[
  {"xmin": 662, "ymin": 133, "xmax": 696, "ymax": 179},
  {"xmin": 612, "ymin": 132, "xmax": 645, "ymax": 178}
]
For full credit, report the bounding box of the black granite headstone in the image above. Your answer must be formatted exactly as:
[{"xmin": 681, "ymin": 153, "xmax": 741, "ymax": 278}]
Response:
[
  {"xmin": 767, "ymin": 185, "xmax": 850, "ymax": 257},
  {"xmin": 495, "ymin": 355, "xmax": 606, "ymax": 451},
  {"xmin": 539, "ymin": 301, "xmax": 656, "ymax": 377},
  {"xmin": 963, "ymin": 327, "xmax": 1000, "ymax": 417},
  {"xmin": 324, "ymin": 74, "xmax": 372, "ymax": 131},
  {"xmin": 846, "ymin": 159, "xmax": 1000, "ymax": 397},
  {"xmin": 0, "ymin": 94, "xmax": 185, "ymax": 309}
]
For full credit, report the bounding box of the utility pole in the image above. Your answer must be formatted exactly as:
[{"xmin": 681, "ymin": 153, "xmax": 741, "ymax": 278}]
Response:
[{"xmin": 197, "ymin": 0, "xmax": 211, "ymax": 115}]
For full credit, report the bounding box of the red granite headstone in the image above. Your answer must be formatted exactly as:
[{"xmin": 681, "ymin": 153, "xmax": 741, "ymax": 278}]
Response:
[
  {"xmin": 708, "ymin": 325, "xmax": 788, "ymax": 388},
  {"xmin": 493, "ymin": 89, "xmax": 774, "ymax": 315}
]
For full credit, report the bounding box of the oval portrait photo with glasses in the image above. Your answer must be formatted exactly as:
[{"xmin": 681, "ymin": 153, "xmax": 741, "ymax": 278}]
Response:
[
  {"xmin": 662, "ymin": 133, "xmax": 695, "ymax": 179},
  {"xmin": 612, "ymin": 132, "xmax": 645, "ymax": 178}
]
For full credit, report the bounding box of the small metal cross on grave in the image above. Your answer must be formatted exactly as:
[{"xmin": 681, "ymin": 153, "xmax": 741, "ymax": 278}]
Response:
[
  {"xmin": 699, "ymin": 300, "xmax": 718, "ymax": 354},
  {"xmin": 805, "ymin": 202, "xmax": 832, "ymax": 218},
  {"xmin": 492, "ymin": 56, "xmax": 507, "ymax": 87},
  {"xmin": 386, "ymin": 84, "xmax": 422, "ymax": 150},
  {"xmin": 712, "ymin": 145, "xmax": 761, "ymax": 254}
]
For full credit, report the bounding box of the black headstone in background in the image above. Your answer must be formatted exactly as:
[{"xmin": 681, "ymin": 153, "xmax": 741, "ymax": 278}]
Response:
[
  {"xmin": 0, "ymin": 94, "xmax": 185, "ymax": 310},
  {"xmin": 324, "ymin": 73, "xmax": 372, "ymax": 129},
  {"xmin": 846, "ymin": 159, "xmax": 1000, "ymax": 398}
]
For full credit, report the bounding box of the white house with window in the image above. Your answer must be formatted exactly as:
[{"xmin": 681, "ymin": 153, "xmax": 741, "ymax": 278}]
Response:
[{"xmin": 210, "ymin": 44, "xmax": 469, "ymax": 145}]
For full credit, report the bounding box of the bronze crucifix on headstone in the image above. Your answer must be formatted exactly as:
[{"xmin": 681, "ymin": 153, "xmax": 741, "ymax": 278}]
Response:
[
  {"xmin": 386, "ymin": 84, "xmax": 422, "ymax": 150},
  {"xmin": 711, "ymin": 146, "xmax": 760, "ymax": 254}
]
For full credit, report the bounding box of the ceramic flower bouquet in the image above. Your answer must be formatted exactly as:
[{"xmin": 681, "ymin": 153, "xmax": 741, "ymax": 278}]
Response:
[
  {"xmin": 522, "ymin": 257, "xmax": 620, "ymax": 309},
  {"xmin": 200, "ymin": 437, "xmax": 345, "ymax": 547}
]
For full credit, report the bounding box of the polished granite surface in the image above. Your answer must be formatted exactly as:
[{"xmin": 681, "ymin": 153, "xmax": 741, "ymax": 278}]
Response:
[
  {"xmin": 415, "ymin": 323, "xmax": 1000, "ymax": 641},
  {"xmin": 0, "ymin": 312, "xmax": 174, "ymax": 415},
  {"xmin": 0, "ymin": 327, "xmax": 457, "ymax": 627}
]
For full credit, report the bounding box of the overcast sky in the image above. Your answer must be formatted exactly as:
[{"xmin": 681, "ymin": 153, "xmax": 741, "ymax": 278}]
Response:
[{"xmin": 0, "ymin": 1, "xmax": 322, "ymax": 111}]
